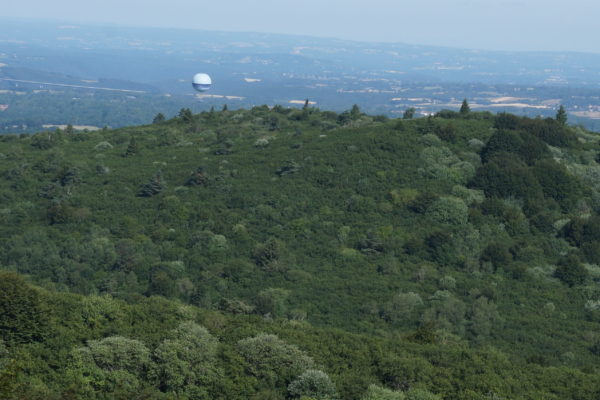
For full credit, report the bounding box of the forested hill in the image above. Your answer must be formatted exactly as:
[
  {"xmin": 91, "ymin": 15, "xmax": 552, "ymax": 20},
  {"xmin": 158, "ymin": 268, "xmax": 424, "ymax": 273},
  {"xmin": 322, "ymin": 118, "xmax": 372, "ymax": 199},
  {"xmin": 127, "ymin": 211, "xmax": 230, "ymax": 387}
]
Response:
[{"xmin": 3, "ymin": 105, "xmax": 600, "ymax": 399}]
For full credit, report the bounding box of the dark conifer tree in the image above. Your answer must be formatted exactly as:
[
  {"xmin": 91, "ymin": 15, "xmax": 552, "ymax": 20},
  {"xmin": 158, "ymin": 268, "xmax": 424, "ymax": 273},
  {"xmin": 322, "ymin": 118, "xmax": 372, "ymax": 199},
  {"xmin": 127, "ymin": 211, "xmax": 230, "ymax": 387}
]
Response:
[
  {"xmin": 138, "ymin": 171, "xmax": 165, "ymax": 197},
  {"xmin": 350, "ymin": 104, "xmax": 361, "ymax": 120},
  {"xmin": 403, "ymin": 108, "xmax": 415, "ymax": 119},
  {"xmin": 124, "ymin": 137, "xmax": 138, "ymax": 157},
  {"xmin": 460, "ymin": 99, "xmax": 471, "ymax": 115},
  {"xmin": 152, "ymin": 113, "xmax": 166, "ymax": 124},
  {"xmin": 556, "ymin": 105, "xmax": 568, "ymax": 126}
]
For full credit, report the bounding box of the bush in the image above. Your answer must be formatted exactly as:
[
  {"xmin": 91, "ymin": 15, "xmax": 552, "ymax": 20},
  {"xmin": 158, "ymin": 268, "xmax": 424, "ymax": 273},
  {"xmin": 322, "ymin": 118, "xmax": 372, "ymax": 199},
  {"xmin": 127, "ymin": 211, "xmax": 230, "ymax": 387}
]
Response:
[
  {"xmin": 381, "ymin": 292, "xmax": 424, "ymax": 323},
  {"xmin": 361, "ymin": 384, "xmax": 406, "ymax": 400},
  {"xmin": 237, "ymin": 334, "xmax": 315, "ymax": 385},
  {"xmin": 67, "ymin": 336, "xmax": 152, "ymax": 397},
  {"xmin": 151, "ymin": 322, "xmax": 219, "ymax": 395},
  {"xmin": 80, "ymin": 336, "xmax": 151, "ymax": 375},
  {"xmin": 409, "ymin": 192, "xmax": 439, "ymax": 214},
  {"xmin": 425, "ymin": 231, "xmax": 457, "ymax": 265},
  {"xmin": 288, "ymin": 369, "xmax": 337, "ymax": 400},
  {"xmin": 138, "ymin": 171, "xmax": 165, "ymax": 197},
  {"xmin": 480, "ymin": 242, "xmax": 513, "ymax": 272},
  {"xmin": 94, "ymin": 141, "xmax": 113, "ymax": 151},
  {"xmin": 256, "ymin": 288, "xmax": 290, "ymax": 318},
  {"xmin": 554, "ymin": 254, "xmax": 588, "ymax": 286},
  {"xmin": 252, "ymin": 238, "xmax": 285, "ymax": 268},
  {"xmin": 581, "ymin": 241, "xmax": 600, "ymax": 264},
  {"xmin": 426, "ymin": 196, "xmax": 468, "ymax": 225}
]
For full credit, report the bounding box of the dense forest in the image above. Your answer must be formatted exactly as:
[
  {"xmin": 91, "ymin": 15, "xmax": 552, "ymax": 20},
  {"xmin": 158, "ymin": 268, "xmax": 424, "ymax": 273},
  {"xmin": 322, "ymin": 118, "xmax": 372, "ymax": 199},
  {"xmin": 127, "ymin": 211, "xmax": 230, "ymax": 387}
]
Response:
[{"xmin": 2, "ymin": 103, "xmax": 600, "ymax": 399}]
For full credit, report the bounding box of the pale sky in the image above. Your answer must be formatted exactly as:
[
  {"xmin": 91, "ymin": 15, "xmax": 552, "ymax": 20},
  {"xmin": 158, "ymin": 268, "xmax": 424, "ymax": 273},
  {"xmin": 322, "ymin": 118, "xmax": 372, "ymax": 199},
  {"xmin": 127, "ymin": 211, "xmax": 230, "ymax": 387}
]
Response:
[{"xmin": 2, "ymin": 0, "xmax": 599, "ymax": 53}]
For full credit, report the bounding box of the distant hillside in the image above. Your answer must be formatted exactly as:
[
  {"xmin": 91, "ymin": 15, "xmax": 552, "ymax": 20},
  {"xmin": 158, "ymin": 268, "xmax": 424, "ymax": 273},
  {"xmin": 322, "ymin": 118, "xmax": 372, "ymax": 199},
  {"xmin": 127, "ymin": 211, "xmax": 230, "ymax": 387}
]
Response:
[
  {"xmin": 2, "ymin": 106, "xmax": 600, "ymax": 399},
  {"xmin": 3, "ymin": 18, "xmax": 600, "ymax": 132}
]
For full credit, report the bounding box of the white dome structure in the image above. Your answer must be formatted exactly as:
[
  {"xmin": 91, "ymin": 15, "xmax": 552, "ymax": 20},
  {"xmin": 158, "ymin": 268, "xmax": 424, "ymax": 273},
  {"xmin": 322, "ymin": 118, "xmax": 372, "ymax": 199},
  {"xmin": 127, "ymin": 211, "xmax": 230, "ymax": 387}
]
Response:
[{"xmin": 192, "ymin": 73, "xmax": 212, "ymax": 92}]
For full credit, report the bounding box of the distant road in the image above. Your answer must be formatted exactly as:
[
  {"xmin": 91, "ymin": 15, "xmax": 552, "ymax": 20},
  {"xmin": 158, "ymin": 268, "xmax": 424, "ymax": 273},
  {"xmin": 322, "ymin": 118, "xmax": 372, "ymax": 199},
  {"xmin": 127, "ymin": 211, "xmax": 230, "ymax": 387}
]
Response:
[{"xmin": 0, "ymin": 78, "xmax": 147, "ymax": 93}]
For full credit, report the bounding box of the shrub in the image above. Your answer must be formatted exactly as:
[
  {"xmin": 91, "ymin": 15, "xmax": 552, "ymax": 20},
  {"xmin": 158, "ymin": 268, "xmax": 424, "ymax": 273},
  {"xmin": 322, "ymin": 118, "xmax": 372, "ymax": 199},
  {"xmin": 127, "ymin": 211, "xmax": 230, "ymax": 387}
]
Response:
[
  {"xmin": 480, "ymin": 242, "xmax": 513, "ymax": 272},
  {"xmin": 381, "ymin": 292, "xmax": 424, "ymax": 323},
  {"xmin": 288, "ymin": 369, "xmax": 337, "ymax": 400},
  {"xmin": 256, "ymin": 288, "xmax": 290, "ymax": 318},
  {"xmin": 94, "ymin": 141, "xmax": 113, "ymax": 151},
  {"xmin": 408, "ymin": 192, "xmax": 439, "ymax": 214},
  {"xmin": 426, "ymin": 196, "xmax": 468, "ymax": 225},
  {"xmin": 237, "ymin": 334, "xmax": 315, "ymax": 385},
  {"xmin": 361, "ymin": 384, "xmax": 406, "ymax": 400},
  {"xmin": 80, "ymin": 336, "xmax": 151, "ymax": 375},
  {"xmin": 422, "ymin": 291, "xmax": 466, "ymax": 335},
  {"xmin": 67, "ymin": 336, "xmax": 152, "ymax": 397},
  {"xmin": 138, "ymin": 171, "xmax": 165, "ymax": 197},
  {"xmin": 252, "ymin": 238, "xmax": 284, "ymax": 268},
  {"xmin": 554, "ymin": 254, "xmax": 588, "ymax": 286},
  {"xmin": 151, "ymin": 322, "xmax": 219, "ymax": 395}
]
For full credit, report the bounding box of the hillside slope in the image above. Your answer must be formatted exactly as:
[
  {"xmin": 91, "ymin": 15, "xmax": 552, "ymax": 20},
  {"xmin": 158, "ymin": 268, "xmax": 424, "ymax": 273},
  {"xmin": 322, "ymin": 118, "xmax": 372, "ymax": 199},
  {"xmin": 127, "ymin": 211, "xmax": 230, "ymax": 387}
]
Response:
[{"xmin": 2, "ymin": 106, "xmax": 600, "ymax": 398}]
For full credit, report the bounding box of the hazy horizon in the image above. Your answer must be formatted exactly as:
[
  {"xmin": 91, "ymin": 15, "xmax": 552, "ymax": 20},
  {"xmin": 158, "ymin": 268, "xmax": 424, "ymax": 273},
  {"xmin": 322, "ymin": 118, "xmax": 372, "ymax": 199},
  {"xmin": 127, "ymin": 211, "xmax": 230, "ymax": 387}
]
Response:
[{"xmin": 1, "ymin": 0, "xmax": 599, "ymax": 54}]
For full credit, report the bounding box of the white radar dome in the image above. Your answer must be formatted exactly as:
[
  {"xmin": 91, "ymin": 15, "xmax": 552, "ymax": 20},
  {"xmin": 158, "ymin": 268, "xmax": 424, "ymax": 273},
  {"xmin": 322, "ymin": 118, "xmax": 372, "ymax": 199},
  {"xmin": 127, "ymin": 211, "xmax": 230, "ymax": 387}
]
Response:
[{"xmin": 192, "ymin": 73, "xmax": 212, "ymax": 92}]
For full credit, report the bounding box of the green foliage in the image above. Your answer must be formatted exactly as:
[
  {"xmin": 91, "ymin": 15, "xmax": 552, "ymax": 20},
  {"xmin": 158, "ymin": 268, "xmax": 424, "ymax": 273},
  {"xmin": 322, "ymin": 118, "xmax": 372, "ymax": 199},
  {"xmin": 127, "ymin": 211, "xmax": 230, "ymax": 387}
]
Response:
[
  {"xmin": 519, "ymin": 117, "xmax": 576, "ymax": 147},
  {"xmin": 425, "ymin": 196, "xmax": 468, "ymax": 225},
  {"xmin": 471, "ymin": 153, "xmax": 543, "ymax": 201},
  {"xmin": 0, "ymin": 271, "xmax": 47, "ymax": 344},
  {"xmin": 493, "ymin": 113, "xmax": 520, "ymax": 130},
  {"xmin": 554, "ymin": 254, "xmax": 588, "ymax": 286},
  {"xmin": 185, "ymin": 166, "xmax": 209, "ymax": 186},
  {"xmin": 480, "ymin": 131, "xmax": 522, "ymax": 163},
  {"xmin": 556, "ymin": 105, "xmax": 568, "ymax": 126},
  {"xmin": 123, "ymin": 137, "xmax": 138, "ymax": 157},
  {"xmin": 66, "ymin": 336, "xmax": 152, "ymax": 398},
  {"xmin": 480, "ymin": 242, "xmax": 513, "ymax": 272},
  {"xmin": 405, "ymin": 388, "xmax": 442, "ymax": 400},
  {"xmin": 532, "ymin": 159, "xmax": 582, "ymax": 210},
  {"xmin": 151, "ymin": 321, "xmax": 219, "ymax": 396},
  {"xmin": 381, "ymin": 292, "xmax": 424, "ymax": 324},
  {"xmin": 403, "ymin": 108, "xmax": 415, "ymax": 119},
  {"xmin": 361, "ymin": 384, "xmax": 406, "ymax": 400},
  {"xmin": 153, "ymin": 112, "xmax": 166, "ymax": 124},
  {"xmin": 178, "ymin": 108, "xmax": 194, "ymax": 123},
  {"xmin": 422, "ymin": 291, "xmax": 466, "ymax": 335},
  {"xmin": 237, "ymin": 333, "xmax": 315, "ymax": 386},
  {"xmin": 1, "ymin": 107, "xmax": 600, "ymax": 399},
  {"xmin": 434, "ymin": 123, "xmax": 457, "ymax": 143},
  {"xmin": 138, "ymin": 171, "xmax": 165, "ymax": 197},
  {"xmin": 75, "ymin": 336, "xmax": 151, "ymax": 375},
  {"xmin": 252, "ymin": 238, "xmax": 285, "ymax": 269},
  {"xmin": 256, "ymin": 288, "xmax": 291, "ymax": 318},
  {"xmin": 288, "ymin": 369, "xmax": 337, "ymax": 400},
  {"xmin": 351, "ymin": 104, "xmax": 362, "ymax": 120},
  {"xmin": 459, "ymin": 99, "xmax": 471, "ymax": 115}
]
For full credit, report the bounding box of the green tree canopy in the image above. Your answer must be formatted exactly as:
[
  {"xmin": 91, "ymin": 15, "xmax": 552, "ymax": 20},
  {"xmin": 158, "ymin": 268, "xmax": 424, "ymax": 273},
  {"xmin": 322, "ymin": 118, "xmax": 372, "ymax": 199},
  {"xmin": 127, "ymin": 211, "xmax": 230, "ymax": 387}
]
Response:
[{"xmin": 0, "ymin": 271, "xmax": 47, "ymax": 344}]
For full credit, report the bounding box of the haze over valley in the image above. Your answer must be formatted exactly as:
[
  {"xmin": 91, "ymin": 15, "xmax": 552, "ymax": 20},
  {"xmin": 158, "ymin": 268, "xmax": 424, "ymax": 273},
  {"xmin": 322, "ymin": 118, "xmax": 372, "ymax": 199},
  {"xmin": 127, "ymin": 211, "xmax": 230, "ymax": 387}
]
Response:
[{"xmin": 3, "ymin": 18, "xmax": 600, "ymax": 132}]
